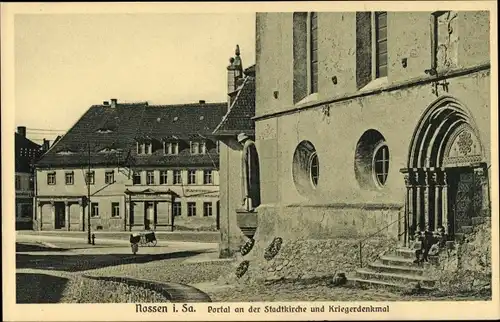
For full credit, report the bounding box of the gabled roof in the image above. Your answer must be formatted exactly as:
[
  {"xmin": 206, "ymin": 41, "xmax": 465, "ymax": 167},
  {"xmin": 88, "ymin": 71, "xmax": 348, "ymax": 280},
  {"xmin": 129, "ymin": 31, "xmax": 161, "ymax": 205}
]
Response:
[
  {"xmin": 36, "ymin": 101, "xmax": 225, "ymax": 168},
  {"xmin": 212, "ymin": 74, "xmax": 255, "ymax": 136}
]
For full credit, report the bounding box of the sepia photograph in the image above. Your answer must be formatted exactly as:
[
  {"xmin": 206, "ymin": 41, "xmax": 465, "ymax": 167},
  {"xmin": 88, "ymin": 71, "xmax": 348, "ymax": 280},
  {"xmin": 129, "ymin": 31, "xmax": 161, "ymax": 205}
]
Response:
[{"xmin": 2, "ymin": 1, "xmax": 498, "ymax": 321}]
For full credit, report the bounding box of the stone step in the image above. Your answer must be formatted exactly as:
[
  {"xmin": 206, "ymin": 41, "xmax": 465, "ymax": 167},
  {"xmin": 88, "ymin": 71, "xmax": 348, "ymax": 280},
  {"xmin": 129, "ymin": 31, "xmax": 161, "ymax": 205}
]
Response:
[
  {"xmin": 395, "ymin": 248, "xmax": 417, "ymax": 259},
  {"xmin": 461, "ymin": 226, "xmax": 474, "ymax": 234},
  {"xmin": 348, "ymin": 277, "xmax": 434, "ymax": 292},
  {"xmin": 368, "ymin": 262, "xmax": 424, "ymax": 276},
  {"xmin": 380, "ymin": 255, "xmax": 419, "ymax": 268},
  {"xmin": 472, "ymin": 216, "xmax": 487, "ymax": 226},
  {"xmin": 355, "ymin": 269, "xmax": 436, "ymax": 288}
]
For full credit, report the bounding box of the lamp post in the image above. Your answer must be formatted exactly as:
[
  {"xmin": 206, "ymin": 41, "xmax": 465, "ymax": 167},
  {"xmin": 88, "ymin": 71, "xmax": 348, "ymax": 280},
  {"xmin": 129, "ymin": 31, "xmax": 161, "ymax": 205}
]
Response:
[{"xmin": 87, "ymin": 143, "xmax": 92, "ymax": 244}]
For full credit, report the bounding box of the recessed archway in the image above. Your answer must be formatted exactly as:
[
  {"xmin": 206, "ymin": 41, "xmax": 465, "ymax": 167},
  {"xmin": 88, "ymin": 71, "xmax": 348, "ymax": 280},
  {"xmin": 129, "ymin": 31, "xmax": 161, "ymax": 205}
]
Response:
[{"xmin": 403, "ymin": 96, "xmax": 488, "ymax": 240}]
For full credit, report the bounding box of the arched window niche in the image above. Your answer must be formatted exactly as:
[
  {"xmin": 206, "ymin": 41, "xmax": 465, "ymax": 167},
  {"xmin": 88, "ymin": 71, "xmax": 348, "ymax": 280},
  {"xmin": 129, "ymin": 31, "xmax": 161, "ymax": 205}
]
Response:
[
  {"xmin": 238, "ymin": 133, "xmax": 261, "ymax": 212},
  {"xmin": 292, "ymin": 140, "xmax": 320, "ymax": 197},
  {"xmin": 355, "ymin": 129, "xmax": 390, "ymax": 190}
]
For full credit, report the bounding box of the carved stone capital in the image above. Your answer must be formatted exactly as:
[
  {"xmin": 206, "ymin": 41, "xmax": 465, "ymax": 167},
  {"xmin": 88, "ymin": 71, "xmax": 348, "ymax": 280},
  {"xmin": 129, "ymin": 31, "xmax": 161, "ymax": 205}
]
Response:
[{"xmin": 404, "ymin": 174, "xmax": 410, "ymax": 187}]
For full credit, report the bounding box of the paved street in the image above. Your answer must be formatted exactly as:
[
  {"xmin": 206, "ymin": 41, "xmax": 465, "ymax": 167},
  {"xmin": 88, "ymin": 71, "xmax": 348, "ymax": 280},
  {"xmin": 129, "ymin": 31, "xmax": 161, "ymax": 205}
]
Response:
[{"xmin": 15, "ymin": 233, "xmax": 229, "ymax": 303}]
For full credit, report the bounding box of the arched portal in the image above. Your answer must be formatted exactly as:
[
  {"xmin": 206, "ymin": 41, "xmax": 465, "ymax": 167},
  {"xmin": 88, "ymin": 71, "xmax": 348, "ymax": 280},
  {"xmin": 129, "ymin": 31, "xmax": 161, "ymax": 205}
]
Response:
[
  {"xmin": 241, "ymin": 139, "xmax": 261, "ymax": 211},
  {"xmin": 403, "ymin": 96, "xmax": 489, "ymax": 240}
]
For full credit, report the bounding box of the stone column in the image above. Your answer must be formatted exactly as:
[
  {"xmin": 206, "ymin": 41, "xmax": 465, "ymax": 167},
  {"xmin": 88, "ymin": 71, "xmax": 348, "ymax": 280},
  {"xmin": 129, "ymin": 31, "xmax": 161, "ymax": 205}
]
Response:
[
  {"xmin": 414, "ymin": 171, "xmax": 423, "ymax": 232},
  {"xmin": 441, "ymin": 170, "xmax": 449, "ymax": 235},
  {"xmin": 38, "ymin": 202, "xmax": 43, "ymax": 231},
  {"xmin": 65, "ymin": 201, "xmax": 70, "ymax": 231},
  {"xmin": 423, "ymin": 170, "xmax": 430, "ymax": 232},
  {"xmin": 79, "ymin": 200, "xmax": 85, "ymax": 231},
  {"xmin": 432, "ymin": 171, "xmax": 440, "ymax": 232},
  {"xmin": 404, "ymin": 173, "xmax": 412, "ymax": 245},
  {"xmin": 50, "ymin": 201, "xmax": 55, "ymax": 230}
]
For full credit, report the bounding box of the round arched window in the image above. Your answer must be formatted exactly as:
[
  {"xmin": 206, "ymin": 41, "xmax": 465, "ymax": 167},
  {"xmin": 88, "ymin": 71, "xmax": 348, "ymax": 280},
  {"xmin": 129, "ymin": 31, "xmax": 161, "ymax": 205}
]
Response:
[
  {"xmin": 373, "ymin": 144, "xmax": 390, "ymax": 187},
  {"xmin": 292, "ymin": 140, "xmax": 319, "ymax": 196},
  {"xmin": 309, "ymin": 152, "xmax": 319, "ymax": 187},
  {"xmin": 354, "ymin": 129, "xmax": 390, "ymax": 190}
]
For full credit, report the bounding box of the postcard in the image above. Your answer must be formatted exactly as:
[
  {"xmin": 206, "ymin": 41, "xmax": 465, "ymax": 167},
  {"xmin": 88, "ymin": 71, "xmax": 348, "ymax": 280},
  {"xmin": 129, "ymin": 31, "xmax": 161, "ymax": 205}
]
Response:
[{"xmin": 2, "ymin": 1, "xmax": 498, "ymax": 321}]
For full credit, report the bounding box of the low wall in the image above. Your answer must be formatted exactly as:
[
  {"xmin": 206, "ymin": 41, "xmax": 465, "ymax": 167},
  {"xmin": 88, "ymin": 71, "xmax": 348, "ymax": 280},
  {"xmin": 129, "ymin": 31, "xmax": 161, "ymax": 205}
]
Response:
[{"xmin": 219, "ymin": 203, "xmax": 401, "ymax": 284}]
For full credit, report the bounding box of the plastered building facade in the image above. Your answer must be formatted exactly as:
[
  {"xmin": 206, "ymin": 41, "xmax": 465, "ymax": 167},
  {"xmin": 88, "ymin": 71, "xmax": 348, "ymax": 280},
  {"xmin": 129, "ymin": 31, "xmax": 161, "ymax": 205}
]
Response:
[
  {"xmin": 34, "ymin": 100, "xmax": 223, "ymax": 232},
  {"xmin": 220, "ymin": 11, "xmax": 491, "ymax": 256}
]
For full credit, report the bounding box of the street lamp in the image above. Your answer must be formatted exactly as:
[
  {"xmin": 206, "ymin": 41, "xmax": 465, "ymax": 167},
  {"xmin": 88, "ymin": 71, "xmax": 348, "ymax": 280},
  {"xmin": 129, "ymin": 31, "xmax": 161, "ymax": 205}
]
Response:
[{"xmin": 86, "ymin": 143, "xmax": 92, "ymax": 244}]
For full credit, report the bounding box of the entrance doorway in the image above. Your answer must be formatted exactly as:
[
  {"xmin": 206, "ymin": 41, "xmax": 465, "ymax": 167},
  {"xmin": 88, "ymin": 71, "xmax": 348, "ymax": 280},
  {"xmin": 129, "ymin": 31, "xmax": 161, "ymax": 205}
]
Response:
[
  {"xmin": 403, "ymin": 96, "xmax": 488, "ymax": 242},
  {"xmin": 54, "ymin": 202, "xmax": 65, "ymax": 229},
  {"xmin": 144, "ymin": 202, "xmax": 155, "ymax": 230},
  {"xmin": 447, "ymin": 166, "xmax": 483, "ymax": 235}
]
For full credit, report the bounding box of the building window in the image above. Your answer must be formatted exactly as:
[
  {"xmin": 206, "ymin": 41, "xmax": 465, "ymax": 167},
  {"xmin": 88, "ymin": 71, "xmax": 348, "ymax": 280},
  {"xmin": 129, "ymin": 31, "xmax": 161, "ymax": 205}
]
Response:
[
  {"xmin": 85, "ymin": 171, "xmax": 95, "ymax": 185},
  {"xmin": 137, "ymin": 143, "xmax": 144, "ymax": 155},
  {"xmin": 292, "ymin": 140, "xmax": 319, "ymax": 196},
  {"xmin": 91, "ymin": 202, "xmax": 99, "ymax": 217},
  {"xmin": 187, "ymin": 202, "xmax": 196, "ymax": 217},
  {"xmin": 309, "ymin": 152, "xmax": 319, "ymax": 187},
  {"xmin": 105, "ymin": 171, "xmax": 114, "ymax": 184},
  {"xmin": 47, "ymin": 172, "xmax": 56, "ymax": 185},
  {"xmin": 356, "ymin": 11, "xmax": 388, "ymax": 89},
  {"xmin": 188, "ymin": 170, "xmax": 197, "ymax": 184},
  {"xmin": 373, "ymin": 144, "xmax": 390, "ymax": 187},
  {"xmin": 165, "ymin": 142, "xmax": 179, "ymax": 155},
  {"xmin": 431, "ymin": 11, "xmax": 459, "ymax": 72},
  {"xmin": 160, "ymin": 170, "xmax": 168, "ymax": 184},
  {"xmin": 133, "ymin": 171, "xmax": 142, "ymax": 185},
  {"xmin": 146, "ymin": 170, "xmax": 155, "ymax": 185},
  {"xmin": 111, "ymin": 202, "xmax": 120, "ymax": 217},
  {"xmin": 173, "ymin": 170, "xmax": 182, "ymax": 185},
  {"xmin": 146, "ymin": 142, "xmax": 152, "ymax": 154},
  {"xmin": 375, "ymin": 12, "xmax": 387, "ymax": 78},
  {"xmin": 173, "ymin": 202, "xmax": 182, "ymax": 216},
  {"xmin": 190, "ymin": 141, "xmax": 200, "ymax": 155},
  {"xmin": 293, "ymin": 12, "xmax": 318, "ymax": 104},
  {"xmin": 203, "ymin": 170, "xmax": 213, "ymax": 184},
  {"xmin": 15, "ymin": 175, "xmax": 21, "ymax": 190},
  {"xmin": 354, "ymin": 129, "xmax": 389, "ymax": 190},
  {"xmin": 203, "ymin": 202, "xmax": 213, "ymax": 217},
  {"xmin": 65, "ymin": 172, "xmax": 74, "ymax": 185},
  {"xmin": 310, "ymin": 12, "xmax": 318, "ymax": 94}
]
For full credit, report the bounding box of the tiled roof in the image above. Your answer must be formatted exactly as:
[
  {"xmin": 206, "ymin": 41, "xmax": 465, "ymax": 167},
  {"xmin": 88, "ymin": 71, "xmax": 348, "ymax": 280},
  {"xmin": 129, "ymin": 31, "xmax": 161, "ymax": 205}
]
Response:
[
  {"xmin": 15, "ymin": 133, "xmax": 42, "ymax": 173},
  {"xmin": 36, "ymin": 102, "xmax": 224, "ymax": 169},
  {"xmin": 212, "ymin": 75, "xmax": 255, "ymax": 136},
  {"xmin": 244, "ymin": 64, "xmax": 255, "ymax": 76}
]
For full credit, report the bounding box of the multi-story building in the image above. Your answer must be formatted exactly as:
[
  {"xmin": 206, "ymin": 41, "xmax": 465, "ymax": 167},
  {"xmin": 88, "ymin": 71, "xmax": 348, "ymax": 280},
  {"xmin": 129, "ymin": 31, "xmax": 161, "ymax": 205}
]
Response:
[
  {"xmin": 34, "ymin": 99, "xmax": 224, "ymax": 231},
  {"xmin": 220, "ymin": 11, "xmax": 491, "ymax": 259},
  {"xmin": 15, "ymin": 126, "xmax": 44, "ymax": 230}
]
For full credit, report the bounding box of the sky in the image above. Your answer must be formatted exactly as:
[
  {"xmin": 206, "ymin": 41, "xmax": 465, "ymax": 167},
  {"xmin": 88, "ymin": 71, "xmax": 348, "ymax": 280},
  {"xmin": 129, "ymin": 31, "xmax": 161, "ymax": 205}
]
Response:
[{"xmin": 14, "ymin": 13, "xmax": 256, "ymax": 145}]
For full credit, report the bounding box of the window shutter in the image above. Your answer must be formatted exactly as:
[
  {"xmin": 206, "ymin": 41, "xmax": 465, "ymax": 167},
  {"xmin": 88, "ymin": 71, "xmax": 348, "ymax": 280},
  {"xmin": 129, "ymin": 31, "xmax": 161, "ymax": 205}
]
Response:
[
  {"xmin": 293, "ymin": 12, "xmax": 308, "ymax": 104},
  {"xmin": 356, "ymin": 12, "xmax": 372, "ymax": 89}
]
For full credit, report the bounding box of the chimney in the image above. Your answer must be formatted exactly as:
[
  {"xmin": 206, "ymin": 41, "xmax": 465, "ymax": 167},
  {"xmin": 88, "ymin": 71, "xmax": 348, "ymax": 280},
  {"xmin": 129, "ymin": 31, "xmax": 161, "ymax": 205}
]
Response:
[
  {"xmin": 199, "ymin": 100, "xmax": 206, "ymax": 104},
  {"xmin": 226, "ymin": 45, "xmax": 244, "ymax": 114},
  {"xmin": 42, "ymin": 139, "xmax": 50, "ymax": 152},
  {"xmin": 110, "ymin": 98, "xmax": 118, "ymax": 108},
  {"xmin": 17, "ymin": 126, "xmax": 26, "ymax": 137},
  {"xmin": 103, "ymin": 101, "xmax": 110, "ymax": 106}
]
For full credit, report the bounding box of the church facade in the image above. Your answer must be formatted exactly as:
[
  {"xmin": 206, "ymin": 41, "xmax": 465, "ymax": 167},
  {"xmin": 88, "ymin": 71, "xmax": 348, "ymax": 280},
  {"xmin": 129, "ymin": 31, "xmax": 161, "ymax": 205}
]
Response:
[{"xmin": 219, "ymin": 11, "xmax": 491, "ymax": 256}]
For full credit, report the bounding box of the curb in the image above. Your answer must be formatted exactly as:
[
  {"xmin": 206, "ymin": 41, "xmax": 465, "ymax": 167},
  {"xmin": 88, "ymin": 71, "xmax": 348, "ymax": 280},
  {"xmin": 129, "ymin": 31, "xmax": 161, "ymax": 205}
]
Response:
[{"xmin": 83, "ymin": 275, "xmax": 212, "ymax": 303}]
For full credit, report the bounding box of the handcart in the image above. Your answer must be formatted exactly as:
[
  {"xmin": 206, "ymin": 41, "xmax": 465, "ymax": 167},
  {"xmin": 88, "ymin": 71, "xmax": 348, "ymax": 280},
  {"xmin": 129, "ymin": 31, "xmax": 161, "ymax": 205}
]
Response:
[{"xmin": 139, "ymin": 231, "xmax": 157, "ymax": 247}]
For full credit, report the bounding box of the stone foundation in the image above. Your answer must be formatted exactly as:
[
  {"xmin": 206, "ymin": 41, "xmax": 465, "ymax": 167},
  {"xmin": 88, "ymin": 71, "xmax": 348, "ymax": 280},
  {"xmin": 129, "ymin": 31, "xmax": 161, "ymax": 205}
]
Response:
[
  {"xmin": 219, "ymin": 203, "xmax": 400, "ymax": 284},
  {"xmin": 425, "ymin": 221, "xmax": 492, "ymax": 295}
]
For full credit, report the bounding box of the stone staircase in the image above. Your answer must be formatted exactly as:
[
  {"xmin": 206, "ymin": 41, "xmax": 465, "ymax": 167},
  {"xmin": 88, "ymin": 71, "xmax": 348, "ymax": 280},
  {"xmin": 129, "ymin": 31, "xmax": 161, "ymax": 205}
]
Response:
[
  {"xmin": 349, "ymin": 214, "xmax": 489, "ymax": 292},
  {"xmin": 349, "ymin": 247, "xmax": 437, "ymax": 291}
]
